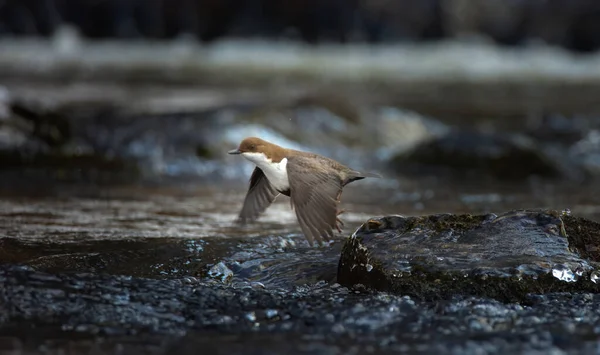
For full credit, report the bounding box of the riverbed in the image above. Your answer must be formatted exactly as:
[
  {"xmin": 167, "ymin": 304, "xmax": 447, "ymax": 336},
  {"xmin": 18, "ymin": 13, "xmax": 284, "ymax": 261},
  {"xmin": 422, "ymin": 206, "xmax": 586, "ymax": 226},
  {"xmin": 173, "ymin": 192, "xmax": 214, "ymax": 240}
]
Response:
[{"xmin": 2, "ymin": 38, "xmax": 600, "ymax": 354}]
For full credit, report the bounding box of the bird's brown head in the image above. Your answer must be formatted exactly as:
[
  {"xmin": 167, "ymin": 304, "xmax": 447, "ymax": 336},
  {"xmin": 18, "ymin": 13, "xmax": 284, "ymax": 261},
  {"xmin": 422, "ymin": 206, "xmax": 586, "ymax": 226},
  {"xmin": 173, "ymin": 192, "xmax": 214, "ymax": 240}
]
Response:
[
  {"xmin": 228, "ymin": 137, "xmax": 265, "ymax": 154},
  {"xmin": 228, "ymin": 137, "xmax": 286, "ymax": 162}
]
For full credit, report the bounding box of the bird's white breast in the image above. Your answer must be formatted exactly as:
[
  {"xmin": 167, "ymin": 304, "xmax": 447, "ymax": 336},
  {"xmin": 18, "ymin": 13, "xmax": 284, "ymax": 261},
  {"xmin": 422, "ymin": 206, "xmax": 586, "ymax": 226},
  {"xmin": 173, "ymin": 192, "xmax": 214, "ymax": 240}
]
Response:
[{"xmin": 242, "ymin": 152, "xmax": 290, "ymax": 192}]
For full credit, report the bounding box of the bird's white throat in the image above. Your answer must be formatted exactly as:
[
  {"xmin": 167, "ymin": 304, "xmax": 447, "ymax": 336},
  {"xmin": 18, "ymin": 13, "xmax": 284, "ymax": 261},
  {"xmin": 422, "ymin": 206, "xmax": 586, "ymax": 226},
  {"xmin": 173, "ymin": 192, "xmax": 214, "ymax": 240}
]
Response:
[{"xmin": 242, "ymin": 152, "xmax": 289, "ymax": 191}]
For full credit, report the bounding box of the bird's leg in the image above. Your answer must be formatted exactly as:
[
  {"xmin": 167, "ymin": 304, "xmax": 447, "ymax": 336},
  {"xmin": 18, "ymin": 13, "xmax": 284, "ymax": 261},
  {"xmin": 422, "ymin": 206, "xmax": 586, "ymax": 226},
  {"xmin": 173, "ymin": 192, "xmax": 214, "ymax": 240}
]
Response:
[
  {"xmin": 335, "ymin": 189, "xmax": 345, "ymax": 232},
  {"xmin": 336, "ymin": 209, "xmax": 346, "ymax": 233}
]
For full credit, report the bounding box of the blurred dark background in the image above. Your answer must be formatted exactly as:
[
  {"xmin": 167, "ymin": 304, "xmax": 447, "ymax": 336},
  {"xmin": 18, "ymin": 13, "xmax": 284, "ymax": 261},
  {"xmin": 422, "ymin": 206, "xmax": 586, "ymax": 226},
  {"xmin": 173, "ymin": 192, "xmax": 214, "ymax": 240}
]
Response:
[
  {"xmin": 1, "ymin": 0, "xmax": 600, "ymax": 193},
  {"xmin": 1, "ymin": 0, "xmax": 600, "ymax": 52}
]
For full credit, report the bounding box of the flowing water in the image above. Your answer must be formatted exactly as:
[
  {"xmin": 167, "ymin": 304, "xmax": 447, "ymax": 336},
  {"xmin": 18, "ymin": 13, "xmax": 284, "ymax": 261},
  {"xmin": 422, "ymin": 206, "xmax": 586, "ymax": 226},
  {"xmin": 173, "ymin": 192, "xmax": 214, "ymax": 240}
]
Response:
[
  {"xmin": 2, "ymin": 177, "xmax": 598, "ymax": 287},
  {"xmin": 2, "ymin": 178, "xmax": 600, "ymax": 353}
]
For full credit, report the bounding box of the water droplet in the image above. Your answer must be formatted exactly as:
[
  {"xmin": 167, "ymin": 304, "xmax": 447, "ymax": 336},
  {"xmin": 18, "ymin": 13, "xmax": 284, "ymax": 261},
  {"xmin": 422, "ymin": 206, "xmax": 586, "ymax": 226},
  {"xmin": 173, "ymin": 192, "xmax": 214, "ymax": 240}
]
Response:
[
  {"xmin": 265, "ymin": 309, "xmax": 278, "ymax": 319},
  {"xmin": 365, "ymin": 264, "xmax": 373, "ymax": 272},
  {"xmin": 245, "ymin": 312, "xmax": 257, "ymax": 322},
  {"xmin": 332, "ymin": 323, "xmax": 346, "ymax": 333},
  {"xmin": 591, "ymin": 271, "xmax": 600, "ymax": 284},
  {"xmin": 185, "ymin": 240, "xmax": 204, "ymax": 253},
  {"xmin": 208, "ymin": 262, "xmax": 234, "ymax": 283},
  {"xmin": 182, "ymin": 276, "xmax": 199, "ymax": 284},
  {"xmin": 552, "ymin": 265, "xmax": 576, "ymax": 282}
]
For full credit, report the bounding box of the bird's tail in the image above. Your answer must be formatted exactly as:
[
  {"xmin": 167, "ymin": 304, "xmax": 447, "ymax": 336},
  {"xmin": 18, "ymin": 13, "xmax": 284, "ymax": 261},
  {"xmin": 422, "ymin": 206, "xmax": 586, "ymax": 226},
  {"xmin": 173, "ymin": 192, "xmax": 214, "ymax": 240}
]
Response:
[
  {"xmin": 357, "ymin": 171, "xmax": 382, "ymax": 178},
  {"xmin": 345, "ymin": 170, "xmax": 382, "ymax": 184}
]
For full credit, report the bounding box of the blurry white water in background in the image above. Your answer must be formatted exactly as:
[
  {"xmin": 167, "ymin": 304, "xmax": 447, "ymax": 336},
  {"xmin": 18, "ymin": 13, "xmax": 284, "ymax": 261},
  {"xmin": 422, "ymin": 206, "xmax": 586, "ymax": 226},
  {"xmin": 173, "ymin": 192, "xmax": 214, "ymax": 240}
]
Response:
[{"xmin": 0, "ymin": 27, "xmax": 599, "ymax": 85}]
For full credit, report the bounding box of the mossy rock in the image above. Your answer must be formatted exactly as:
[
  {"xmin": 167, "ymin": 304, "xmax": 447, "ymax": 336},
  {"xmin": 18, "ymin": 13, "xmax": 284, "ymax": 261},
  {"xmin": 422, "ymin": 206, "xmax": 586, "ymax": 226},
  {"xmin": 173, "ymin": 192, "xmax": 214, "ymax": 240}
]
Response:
[{"xmin": 338, "ymin": 210, "xmax": 600, "ymax": 303}]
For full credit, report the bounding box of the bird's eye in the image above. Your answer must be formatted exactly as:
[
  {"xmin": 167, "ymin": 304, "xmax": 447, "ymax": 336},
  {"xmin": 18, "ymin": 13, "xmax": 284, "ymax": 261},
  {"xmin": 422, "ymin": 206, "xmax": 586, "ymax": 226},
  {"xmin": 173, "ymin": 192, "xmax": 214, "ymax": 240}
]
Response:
[{"xmin": 249, "ymin": 144, "xmax": 256, "ymax": 150}]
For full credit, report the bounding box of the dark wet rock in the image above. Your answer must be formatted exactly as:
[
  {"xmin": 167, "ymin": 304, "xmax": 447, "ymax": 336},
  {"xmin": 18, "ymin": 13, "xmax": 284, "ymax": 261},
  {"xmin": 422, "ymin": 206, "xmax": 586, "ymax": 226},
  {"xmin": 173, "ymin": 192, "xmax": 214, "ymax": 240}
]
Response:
[
  {"xmin": 0, "ymin": 151, "xmax": 137, "ymax": 183},
  {"xmin": 2, "ymin": 84, "xmax": 599, "ymax": 186},
  {"xmin": 569, "ymin": 130, "xmax": 600, "ymax": 177},
  {"xmin": 0, "ymin": 99, "xmax": 142, "ymax": 183},
  {"xmin": 0, "ymin": 264, "xmax": 402, "ymax": 342},
  {"xmin": 525, "ymin": 115, "xmax": 600, "ymax": 180},
  {"xmin": 1, "ymin": 185, "xmax": 600, "ymax": 353},
  {"xmin": 0, "ymin": 189, "xmax": 348, "ymax": 290},
  {"xmin": 0, "ymin": 238, "xmax": 212, "ymax": 279},
  {"xmin": 2, "ymin": 90, "xmax": 404, "ymax": 184},
  {"xmin": 9, "ymin": 100, "xmax": 71, "ymax": 149},
  {"xmin": 235, "ymin": 101, "xmax": 444, "ymax": 174},
  {"xmin": 338, "ymin": 210, "xmax": 600, "ymax": 303},
  {"xmin": 563, "ymin": 214, "xmax": 600, "ymax": 262},
  {"xmin": 0, "ymin": 235, "xmax": 342, "ymax": 289},
  {"xmin": 371, "ymin": 107, "xmax": 449, "ymax": 161},
  {"xmin": 390, "ymin": 130, "xmax": 562, "ymax": 180},
  {"xmin": 2, "ymin": 264, "xmax": 600, "ymax": 353},
  {"xmin": 526, "ymin": 115, "xmax": 591, "ymax": 146},
  {"xmin": 0, "ymin": 95, "xmax": 50, "ymax": 152},
  {"xmin": 0, "ymin": 97, "xmax": 224, "ymax": 183}
]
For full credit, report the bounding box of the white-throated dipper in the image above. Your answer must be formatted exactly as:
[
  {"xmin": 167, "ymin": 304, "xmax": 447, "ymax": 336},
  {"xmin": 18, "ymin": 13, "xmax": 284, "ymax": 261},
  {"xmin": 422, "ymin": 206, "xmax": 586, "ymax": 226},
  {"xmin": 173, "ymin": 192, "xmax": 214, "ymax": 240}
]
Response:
[{"xmin": 228, "ymin": 137, "xmax": 381, "ymax": 246}]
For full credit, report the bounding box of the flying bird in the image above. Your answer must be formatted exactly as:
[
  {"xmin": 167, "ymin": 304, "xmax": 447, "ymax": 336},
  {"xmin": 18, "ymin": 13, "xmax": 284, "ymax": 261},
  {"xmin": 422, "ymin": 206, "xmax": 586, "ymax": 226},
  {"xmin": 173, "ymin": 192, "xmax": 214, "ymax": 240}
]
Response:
[{"xmin": 229, "ymin": 137, "xmax": 380, "ymax": 246}]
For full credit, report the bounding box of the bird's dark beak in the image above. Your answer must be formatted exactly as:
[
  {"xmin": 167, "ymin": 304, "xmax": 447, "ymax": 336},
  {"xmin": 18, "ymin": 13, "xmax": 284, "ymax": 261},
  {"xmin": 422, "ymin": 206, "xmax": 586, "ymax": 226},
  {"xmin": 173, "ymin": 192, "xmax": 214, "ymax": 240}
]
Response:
[{"xmin": 228, "ymin": 149, "xmax": 242, "ymax": 155}]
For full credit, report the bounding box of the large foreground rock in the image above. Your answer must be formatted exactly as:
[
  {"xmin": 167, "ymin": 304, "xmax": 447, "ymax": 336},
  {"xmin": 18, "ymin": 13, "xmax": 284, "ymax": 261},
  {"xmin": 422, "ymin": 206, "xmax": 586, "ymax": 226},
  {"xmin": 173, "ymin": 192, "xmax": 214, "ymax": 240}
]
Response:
[{"xmin": 338, "ymin": 210, "xmax": 600, "ymax": 303}]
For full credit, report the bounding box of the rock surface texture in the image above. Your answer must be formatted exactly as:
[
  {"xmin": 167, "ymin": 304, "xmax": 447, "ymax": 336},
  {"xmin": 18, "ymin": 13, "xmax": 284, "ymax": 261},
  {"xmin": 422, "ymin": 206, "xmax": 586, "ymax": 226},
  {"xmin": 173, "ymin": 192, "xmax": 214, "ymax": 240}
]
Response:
[{"xmin": 338, "ymin": 210, "xmax": 600, "ymax": 302}]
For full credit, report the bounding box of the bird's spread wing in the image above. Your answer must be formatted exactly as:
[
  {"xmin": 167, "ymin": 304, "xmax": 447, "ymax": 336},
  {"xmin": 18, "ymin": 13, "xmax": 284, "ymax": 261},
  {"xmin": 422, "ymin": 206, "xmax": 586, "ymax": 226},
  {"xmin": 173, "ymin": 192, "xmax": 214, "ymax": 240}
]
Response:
[
  {"xmin": 286, "ymin": 156, "xmax": 342, "ymax": 246},
  {"xmin": 237, "ymin": 167, "xmax": 279, "ymax": 224}
]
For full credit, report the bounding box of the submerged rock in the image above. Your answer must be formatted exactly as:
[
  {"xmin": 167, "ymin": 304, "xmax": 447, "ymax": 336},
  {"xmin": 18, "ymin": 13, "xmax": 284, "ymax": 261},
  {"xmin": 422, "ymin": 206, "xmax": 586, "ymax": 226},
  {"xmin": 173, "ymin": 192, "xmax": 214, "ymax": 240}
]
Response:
[
  {"xmin": 389, "ymin": 130, "xmax": 562, "ymax": 180},
  {"xmin": 0, "ymin": 235, "xmax": 341, "ymax": 289},
  {"xmin": 570, "ymin": 130, "xmax": 600, "ymax": 177},
  {"xmin": 338, "ymin": 210, "xmax": 600, "ymax": 302},
  {"xmin": 525, "ymin": 115, "xmax": 600, "ymax": 180}
]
